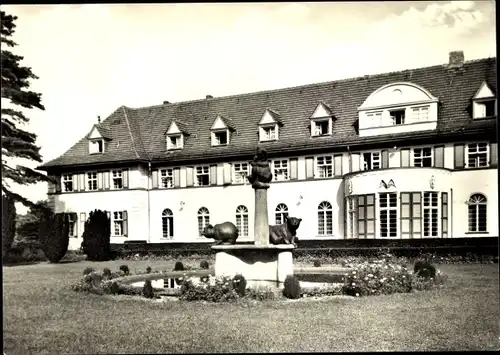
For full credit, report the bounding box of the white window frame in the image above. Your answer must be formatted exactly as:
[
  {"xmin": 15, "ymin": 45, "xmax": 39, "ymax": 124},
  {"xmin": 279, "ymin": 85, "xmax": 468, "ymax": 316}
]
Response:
[
  {"xmin": 160, "ymin": 168, "xmax": 174, "ymax": 188},
  {"xmin": 166, "ymin": 134, "xmax": 183, "ymax": 150},
  {"xmin": 89, "ymin": 139, "xmax": 104, "ymax": 154},
  {"xmin": 412, "ymin": 147, "xmax": 434, "ymax": 167},
  {"xmin": 467, "ymin": 194, "xmax": 488, "ymax": 232},
  {"xmin": 195, "ymin": 165, "xmax": 210, "ymax": 186},
  {"xmin": 422, "ymin": 191, "xmax": 439, "ymax": 238},
  {"xmin": 62, "ymin": 174, "xmax": 74, "ymax": 192},
  {"xmin": 275, "ymin": 203, "xmax": 289, "ymax": 225},
  {"xmin": 317, "ymin": 201, "xmax": 333, "ymax": 236},
  {"xmin": 315, "ymin": 155, "xmax": 333, "ymax": 178},
  {"xmin": 389, "ymin": 109, "xmax": 406, "ymax": 126},
  {"xmin": 362, "ymin": 151, "xmax": 381, "ymax": 170},
  {"xmin": 111, "ymin": 170, "xmax": 123, "ymax": 190},
  {"xmin": 162, "ymin": 208, "xmax": 174, "ymax": 239},
  {"xmin": 259, "ymin": 124, "xmax": 278, "ymax": 141},
  {"xmin": 411, "ymin": 105, "xmax": 430, "ymax": 122},
  {"xmin": 346, "ymin": 197, "xmax": 358, "ymax": 239},
  {"xmin": 68, "ymin": 213, "xmax": 77, "ymax": 237},
  {"xmin": 235, "ymin": 205, "xmax": 249, "ymax": 238},
  {"xmin": 465, "ymin": 143, "xmax": 489, "ymax": 168},
  {"xmin": 311, "ymin": 118, "xmax": 332, "ymax": 137},
  {"xmin": 87, "ymin": 172, "xmax": 98, "ymax": 191},
  {"xmin": 272, "ymin": 159, "xmax": 289, "ymax": 181},
  {"xmin": 232, "ymin": 162, "xmax": 249, "ymax": 184},
  {"xmin": 365, "ymin": 111, "xmax": 383, "ymax": 128},
  {"xmin": 197, "ymin": 207, "xmax": 210, "ymax": 237},
  {"xmin": 378, "ymin": 192, "xmax": 398, "ymax": 238},
  {"xmin": 211, "ymin": 129, "xmax": 229, "ymax": 146},
  {"xmin": 473, "ymin": 99, "xmax": 497, "ymax": 119},
  {"xmin": 112, "ymin": 211, "xmax": 124, "ymax": 237}
]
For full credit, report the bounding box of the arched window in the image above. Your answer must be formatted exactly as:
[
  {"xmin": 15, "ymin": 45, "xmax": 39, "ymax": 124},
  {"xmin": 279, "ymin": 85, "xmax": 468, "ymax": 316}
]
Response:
[
  {"xmin": 162, "ymin": 209, "xmax": 174, "ymax": 239},
  {"xmin": 275, "ymin": 203, "xmax": 289, "ymax": 225},
  {"xmin": 467, "ymin": 194, "xmax": 487, "ymax": 232},
  {"xmin": 235, "ymin": 205, "xmax": 249, "ymax": 237},
  {"xmin": 318, "ymin": 201, "xmax": 333, "ymax": 235},
  {"xmin": 198, "ymin": 207, "xmax": 210, "ymax": 236}
]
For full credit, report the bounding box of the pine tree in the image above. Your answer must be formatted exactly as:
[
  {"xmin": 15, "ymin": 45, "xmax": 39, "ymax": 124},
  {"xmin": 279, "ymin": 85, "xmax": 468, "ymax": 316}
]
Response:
[{"xmin": 1, "ymin": 11, "xmax": 53, "ymax": 208}]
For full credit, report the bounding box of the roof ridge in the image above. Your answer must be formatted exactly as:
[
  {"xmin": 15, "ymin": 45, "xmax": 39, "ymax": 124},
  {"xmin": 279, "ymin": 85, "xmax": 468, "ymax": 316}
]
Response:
[
  {"xmin": 121, "ymin": 106, "xmax": 141, "ymax": 159},
  {"xmin": 125, "ymin": 57, "xmax": 495, "ymax": 111}
]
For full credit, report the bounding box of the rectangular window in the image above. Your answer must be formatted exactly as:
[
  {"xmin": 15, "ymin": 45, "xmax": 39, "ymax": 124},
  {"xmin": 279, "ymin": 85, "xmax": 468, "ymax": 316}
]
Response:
[
  {"xmin": 441, "ymin": 192, "xmax": 448, "ymax": 238},
  {"xmin": 233, "ymin": 163, "xmax": 249, "ymax": 184},
  {"xmin": 400, "ymin": 192, "xmax": 422, "ymax": 239},
  {"xmin": 390, "ymin": 109, "xmax": 405, "ymax": 125},
  {"xmin": 167, "ymin": 135, "xmax": 182, "ymax": 150},
  {"xmin": 346, "ymin": 197, "xmax": 358, "ymax": 238},
  {"xmin": 366, "ymin": 112, "xmax": 382, "ymax": 128},
  {"xmin": 89, "ymin": 140, "xmax": 104, "ymax": 154},
  {"xmin": 475, "ymin": 100, "xmax": 496, "ymax": 118},
  {"xmin": 214, "ymin": 131, "xmax": 228, "ymax": 145},
  {"xmin": 362, "ymin": 152, "xmax": 381, "ymax": 170},
  {"xmin": 273, "ymin": 159, "xmax": 289, "ymax": 181},
  {"xmin": 466, "ymin": 143, "xmax": 489, "ymax": 168},
  {"xmin": 112, "ymin": 170, "xmax": 123, "ymax": 189},
  {"xmin": 423, "ymin": 192, "xmax": 439, "ymax": 237},
  {"xmin": 316, "ymin": 156, "xmax": 333, "ymax": 178},
  {"xmin": 62, "ymin": 174, "xmax": 73, "ymax": 192},
  {"xmin": 357, "ymin": 194, "xmax": 375, "ymax": 239},
  {"xmin": 113, "ymin": 211, "xmax": 124, "ymax": 236},
  {"xmin": 262, "ymin": 126, "xmax": 276, "ymax": 140},
  {"xmin": 313, "ymin": 120, "xmax": 330, "ymax": 136},
  {"xmin": 195, "ymin": 166, "xmax": 210, "ymax": 186},
  {"xmin": 160, "ymin": 168, "xmax": 174, "ymax": 188},
  {"xmin": 411, "ymin": 106, "xmax": 429, "ymax": 122},
  {"xmin": 87, "ymin": 172, "xmax": 98, "ymax": 191},
  {"xmin": 68, "ymin": 213, "xmax": 77, "ymax": 237},
  {"xmin": 413, "ymin": 147, "xmax": 433, "ymax": 167},
  {"xmin": 379, "ymin": 193, "xmax": 398, "ymax": 238}
]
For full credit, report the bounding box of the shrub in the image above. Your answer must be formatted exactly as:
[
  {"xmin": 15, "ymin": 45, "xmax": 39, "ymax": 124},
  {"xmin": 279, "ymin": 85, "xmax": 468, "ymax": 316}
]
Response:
[
  {"xmin": 414, "ymin": 260, "xmax": 436, "ymax": 279},
  {"xmin": 283, "ymin": 275, "xmax": 302, "ymax": 299},
  {"xmin": 313, "ymin": 259, "xmax": 321, "ymax": 267},
  {"xmin": 232, "ymin": 274, "xmax": 247, "ymax": 297},
  {"xmin": 143, "ymin": 280, "xmax": 154, "ymax": 299},
  {"xmin": 174, "ymin": 261, "xmax": 185, "ymax": 285},
  {"xmin": 81, "ymin": 209, "xmax": 112, "ymax": 261},
  {"xmin": 146, "ymin": 266, "xmax": 152, "ymax": 274},
  {"xmin": 119, "ymin": 265, "xmax": 130, "ymax": 275},
  {"xmin": 41, "ymin": 212, "xmax": 70, "ymax": 263},
  {"xmin": 2, "ymin": 194, "xmax": 16, "ymax": 258},
  {"xmin": 90, "ymin": 272, "xmax": 103, "ymax": 287},
  {"xmin": 180, "ymin": 275, "xmax": 239, "ymax": 302},
  {"xmin": 200, "ymin": 260, "xmax": 210, "ymax": 269},
  {"xmin": 103, "ymin": 268, "xmax": 112, "ymax": 279},
  {"xmin": 83, "ymin": 267, "xmax": 95, "ymax": 275},
  {"xmin": 244, "ymin": 287, "xmax": 276, "ymax": 301}
]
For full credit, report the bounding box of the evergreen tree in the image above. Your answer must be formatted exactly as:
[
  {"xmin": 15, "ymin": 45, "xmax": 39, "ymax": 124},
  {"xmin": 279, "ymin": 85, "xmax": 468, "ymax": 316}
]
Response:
[
  {"xmin": 1, "ymin": 11, "xmax": 53, "ymax": 208},
  {"xmin": 2, "ymin": 193, "xmax": 16, "ymax": 258}
]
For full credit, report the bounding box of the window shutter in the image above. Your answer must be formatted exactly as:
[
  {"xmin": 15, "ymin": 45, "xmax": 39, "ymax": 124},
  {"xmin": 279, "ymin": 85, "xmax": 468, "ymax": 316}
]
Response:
[
  {"xmin": 350, "ymin": 153, "xmax": 360, "ymax": 172},
  {"xmin": 174, "ymin": 168, "xmax": 181, "ymax": 187},
  {"xmin": 223, "ymin": 163, "xmax": 232, "ymax": 185},
  {"xmin": 47, "ymin": 175, "xmax": 56, "ymax": 193},
  {"xmin": 80, "ymin": 212, "xmax": 86, "ymax": 237},
  {"xmin": 106, "ymin": 211, "xmax": 111, "ymax": 223},
  {"xmin": 454, "ymin": 144, "xmax": 465, "ymax": 169},
  {"xmin": 72, "ymin": 213, "xmax": 78, "ymax": 236},
  {"xmin": 400, "ymin": 149, "xmax": 410, "ymax": 167},
  {"xmin": 122, "ymin": 169, "xmax": 129, "ymax": 188},
  {"xmin": 334, "ymin": 155, "xmax": 343, "ymax": 177},
  {"xmin": 152, "ymin": 170, "xmax": 159, "ymax": 189},
  {"xmin": 381, "ymin": 150, "xmax": 389, "ymax": 169},
  {"xmin": 289, "ymin": 158, "xmax": 298, "ymax": 180},
  {"xmin": 79, "ymin": 174, "xmax": 85, "ymax": 191},
  {"xmin": 490, "ymin": 142, "xmax": 498, "ymax": 167},
  {"xmin": 186, "ymin": 167, "xmax": 194, "ymax": 186},
  {"xmin": 97, "ymin": 172, "xmax": 103, "ymax": 190},
  {"xmin": 122, "ymin": 211, "xmax": 128, "ymax": 237},
  {"xmin": 210, "ymin": 165, "xmax": 217, "ymax": 185},
  {"xmin": 103, "ymin": 171, "xmax": 110, "ymax": 190},
  {"xmin": 434, "ymin": 145, "xmax": 444, "ymax": 168},
  {"xmin": 55, "ymin": 175, "xmax": 62, "ymax": 193},
  {"xmin": 305, "ymin": 157, "xmax": 314, "ymax": 179},
  {"xmin": 72, "ymin": 174, "xmax": 78, "ymax": 191}
]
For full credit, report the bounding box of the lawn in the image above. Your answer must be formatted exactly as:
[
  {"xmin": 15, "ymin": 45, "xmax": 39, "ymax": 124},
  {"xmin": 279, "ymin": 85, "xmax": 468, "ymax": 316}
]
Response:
[{"xmin": 3, "ymin": 259, "xmax": 499, "ymax": 353}]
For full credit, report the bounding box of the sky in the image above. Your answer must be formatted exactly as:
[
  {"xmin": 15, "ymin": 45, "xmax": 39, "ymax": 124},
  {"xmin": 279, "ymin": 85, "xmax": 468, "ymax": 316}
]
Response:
[{"xmin": 2, "ymin": 1, "xmax": 496, "ymax": 213}]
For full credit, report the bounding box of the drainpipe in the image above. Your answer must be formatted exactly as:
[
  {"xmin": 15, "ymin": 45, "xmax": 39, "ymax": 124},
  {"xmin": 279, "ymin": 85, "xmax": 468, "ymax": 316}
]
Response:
[
  {"xmin": 147, "ymin": 162, "xmax": 152, "ymax": 243},
  {"xmin": 450, "ymin": 188, "xmax": 453, "ymax": 239}
]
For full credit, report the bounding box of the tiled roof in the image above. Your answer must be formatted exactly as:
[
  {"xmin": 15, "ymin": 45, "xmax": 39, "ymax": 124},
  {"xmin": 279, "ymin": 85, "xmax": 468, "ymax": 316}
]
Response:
[{"xmin": 39, "ymin": 57, "xmax": 497, "ymax": 170}]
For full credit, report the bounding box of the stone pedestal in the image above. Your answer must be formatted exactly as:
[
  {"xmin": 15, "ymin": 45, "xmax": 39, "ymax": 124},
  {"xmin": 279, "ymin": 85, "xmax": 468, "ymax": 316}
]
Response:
[{"xmin": 212, "ymin": 244, "xmax": 294, "ymax": 289}]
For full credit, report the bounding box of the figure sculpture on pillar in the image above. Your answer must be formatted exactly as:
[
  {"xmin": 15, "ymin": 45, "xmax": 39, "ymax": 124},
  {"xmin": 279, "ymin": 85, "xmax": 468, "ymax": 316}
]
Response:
[{"xmin": 247, "ymin": 147, "xmax": 273, "ymax": 189}]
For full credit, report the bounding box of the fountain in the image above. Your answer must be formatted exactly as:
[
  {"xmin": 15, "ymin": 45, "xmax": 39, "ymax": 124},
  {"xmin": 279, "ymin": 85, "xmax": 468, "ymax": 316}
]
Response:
[{"xmin": 211, "ymin": 147, "xmax": 295, "ymax": 289}]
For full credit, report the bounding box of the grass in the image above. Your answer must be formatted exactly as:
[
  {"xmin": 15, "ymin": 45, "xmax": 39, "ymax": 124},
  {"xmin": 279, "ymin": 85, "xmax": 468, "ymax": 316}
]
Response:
[{"xmin": 3, "ymin": 259, "xmax": 499, "ymax": 353}]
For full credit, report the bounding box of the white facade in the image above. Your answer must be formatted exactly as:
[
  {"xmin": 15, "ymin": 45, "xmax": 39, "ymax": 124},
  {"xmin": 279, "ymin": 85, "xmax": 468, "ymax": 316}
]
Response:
[{"xmin": 52, "ymin": 142, "xmax": 498, "ymax": 250}]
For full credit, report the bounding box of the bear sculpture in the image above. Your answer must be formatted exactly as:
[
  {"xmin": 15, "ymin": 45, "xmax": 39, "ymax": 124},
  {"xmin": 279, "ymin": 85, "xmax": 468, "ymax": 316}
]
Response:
[
  {"xmin": 202, "ymin": 221, "xmax": 239, "ymax": 245},
  {"xmin": 269, "ymin": 216, "xmax": 302, "ymax": 246}
]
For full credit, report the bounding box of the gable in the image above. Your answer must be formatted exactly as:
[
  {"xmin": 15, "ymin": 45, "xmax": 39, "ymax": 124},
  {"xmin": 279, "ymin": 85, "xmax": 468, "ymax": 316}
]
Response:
[
  {"xmin": 259, "ymin": 109, "xmax": 281, "ymax": 125},
  {"xmin": 310, "ymin": 102, "xmax": 333, "ymax": 119},
  {"xmin": 359, "ymin": 82, "xmax": 438, "ymax": 110},
  {"xmin": 473, "ymin": 81, "xmax": 495, "ymax": 100},
  {"xmin": 166, "ymin": 121, "xmax": 182, "ymax": 135},
  {"xmin": 87, "ymin": 125, "xmax": 103, "ymax": 140},
  {"xmin": 211, "ymin": 115, "xmax": 227, "ymax": 130}
]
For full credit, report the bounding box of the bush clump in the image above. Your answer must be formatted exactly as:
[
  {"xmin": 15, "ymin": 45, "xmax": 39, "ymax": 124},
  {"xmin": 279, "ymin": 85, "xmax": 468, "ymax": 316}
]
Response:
[
  {"xmin": 313, "ymin": 259, "xmax": 322, "ymax": 267},
  {"xmin": 40, "ymin": 212, "xmax": 70, "ymax": 263},
  {"xmin": 283, "ymin": 275, "xmax": 302, "ymax": 299},
  {"xmin": 232, "ymin": 274, "xmax": 247, "ymax": 297},
  {"xmin": 81, "ymin": 209, "xmax": 112, "ymax": 261},
  {"xmin": 103, "ymin": 268, "xmax": 112, "ymax": 279},
  {"xmin": 413, "ymin": 260, "xmax": 436, "ymax": 279},
  {"xmin": 143, "ymin": 280, "xmax": 154, "ymax": 299},
  {"xmin": 174, "ymin": 261, "xmax": 185, "ymax": 285},
  {"xmin": 146, "ymin": 266, "xmax": 152, "ymax": 274},
  {"xmin": 83, "ymin": 267, "xmax": 95, "ymax": 276},
  {"xmin": 180, "ymin": 275, "xmax": 239, "ymax": 302},
  {"xmin": 119, "ymin": 265, "xmax": 130, "ymax": 275},
  {"xmin": 200, "ymin": 260, "xmax": 210, "ymax": 270}
]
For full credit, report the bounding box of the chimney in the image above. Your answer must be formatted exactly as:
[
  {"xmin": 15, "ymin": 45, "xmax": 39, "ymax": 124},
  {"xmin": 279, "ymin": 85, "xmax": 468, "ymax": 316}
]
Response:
[
  {"xmin": 97, "ymin": 115, "xmax": 101, "ymax": 124},
  {"xmin": 206, "ymin": 95, "xmax": 213, "ymax": 99},
  {"xmin": 448, "ymin": 50, "xmax": 464, "ymax": 68},
  {"xmin": 163, "ymin": 100, "xmax": 170, "ymax": 104}
]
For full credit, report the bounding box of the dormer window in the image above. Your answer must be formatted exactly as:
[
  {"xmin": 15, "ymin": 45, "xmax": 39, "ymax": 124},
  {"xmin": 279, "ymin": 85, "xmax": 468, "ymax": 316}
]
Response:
[
  {"xmin": 472, "ymin": 81, "xmax": 496, "ymax": 119},
  {"xmin": 167, "ymin": 134, "xmax": 183, "ymax": 150},
  {"xmin": 210, "ymin": 115, "xmax": 234, "ymax": 146},
  {"xmin": 89, "ymin": 139, "xmax": 104, "ymax": 154},
  {"xmin": 259, "ymin": 109, "xmax": 282, "ymax": 142},
  {"xmin": 310, "ymin": 102, "xmax": 334, "ymax": 137},
  {"xmin": 165, "ymin": 120, "xmax": 188, "ymax": 151},
  {"xmin": 212, "ymin": 129, "xmax": 229, "ymax": 146},
  {"xmin": 390, "ymin": 109, "xmax": 405, "ymax": 125}
]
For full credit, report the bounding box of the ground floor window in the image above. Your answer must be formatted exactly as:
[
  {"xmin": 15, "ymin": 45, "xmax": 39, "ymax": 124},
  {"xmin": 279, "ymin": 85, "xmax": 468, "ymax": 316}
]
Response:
[
  {"xmin": 110, "ymin": 211, "xmax": 128, "ymax": 237},
  {"xmin": 67, "ymin": 213, "xmax": 77, "ymax": 237},
  {"xmin": 235, "ymin": 205, "xmax": 249, "ymax": 237},
  {"xmin": 275, "ymin": 203, "xmax": 289, "ymax": 225},
  {"xmin": 162, "ymin": 208, "xmax": 174, "ymax": 239},
  {"xmin": 379, "ymin": 192, "xmax": 398, "ymax": 238},
  {"xmin": 197, "ymin": 207, "xmax": 210, "ymax": 236},
  {"xmin": 467, "ymin": 194, "xmax": 487, "ymax": 232},
  {"xmin": 318, "ymin": 201, "xmax": 333, "ymax": 235}
]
